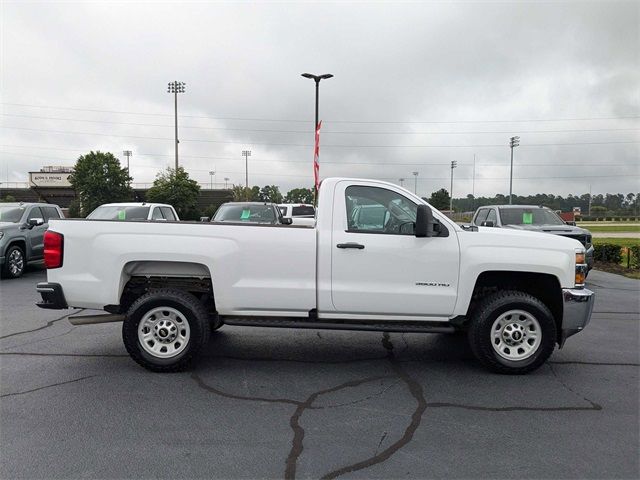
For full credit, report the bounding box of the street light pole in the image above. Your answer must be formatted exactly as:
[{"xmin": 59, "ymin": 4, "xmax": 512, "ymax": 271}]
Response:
[
  {"xmin": 509, "ymin": 136, "xmax": 520, "ymax": 204},
  {"xmin": 301, "ymin": 73, "xmax": 333, "ymax": 197},
  {"xmin": 242, "ymin": 150, "xmax": 251, "ymax": 199},
  {"xmin": 167, "ymin": 81, "xmax": 186, "ymax": 170},
  {"xmin": 399, "ymin": 178, "xmax": 405, "ymax": 188},
  {"xmin": 450, "ymin": 160, "xmax": 457, "ymax": 212},
  {"xmin": 412, "ymin": 171, "xmax": 419, "ymax": 194},
  {"xmin": 224, "ymin": 177, "xmax": 229, "ymax": 189}
]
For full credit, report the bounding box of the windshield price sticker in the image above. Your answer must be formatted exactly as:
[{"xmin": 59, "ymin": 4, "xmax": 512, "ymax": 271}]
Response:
[
  {"xmin": 522, "ymin": 212, "xmax": 533, "ymax": 224},
  {"xmin": 118, "ymin": 210, "xmax": 126, "ymax": 220},
  {"xmin": 240, "ymin": 209, "xmax": 251, "ymax": 220}
]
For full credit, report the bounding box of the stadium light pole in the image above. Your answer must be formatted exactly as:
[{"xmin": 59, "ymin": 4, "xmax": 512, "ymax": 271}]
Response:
[
  {"xmin": 224, "ymin": 177, "xmax": 230, "ymax": 189},
  {"xmin": 450, "ymin": 160, "xmax": 457, "ymax": 212},
  {"xmin": 122, "ymin": 150, "xmax": 132, "ymax": 186},
  {"xmin": 509, "ymin": 136, "xmax": 520, "ymax": 204},
  {"xmin": 168, "ymin": 81, "xmax": 186, "ymax": 170},
  {"xmin": 209, "ymin": 169, "xmax": 216, "ymax": 190},
  {"xmin": 412, "ymin": 171, "xmax": 419, "ymax": 194},
  {"xmin": 242, "ymin": 150, "xmax": 252, "ymax": 199}
]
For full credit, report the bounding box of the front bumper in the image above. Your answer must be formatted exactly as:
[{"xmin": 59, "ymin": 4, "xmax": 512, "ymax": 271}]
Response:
[
  {"xmin": 559, "ymin": 287, "xmax": 595, "ymax": 346},
  {"xmin": 36, "ymin": 282, "xmax": 68, "ymax": 310}
]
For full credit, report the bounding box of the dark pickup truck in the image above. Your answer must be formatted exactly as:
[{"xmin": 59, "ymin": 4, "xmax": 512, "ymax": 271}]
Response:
[{"xmin": 471, "ymin": 204, "xmax": 594, "ymax": 271}]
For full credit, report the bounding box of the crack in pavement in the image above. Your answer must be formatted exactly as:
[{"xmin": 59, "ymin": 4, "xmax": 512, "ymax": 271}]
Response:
[
  {"xmin": 0, "ymin": 309, "xmax": 82, "ymax": 341},
  {"xmin": 0, "ymin": 326, "xmax": 78, "ymax": 351},
  {"xmin": 0, "ymin": 352, "xmax": 129, "ymax": 358},
  {"xmin": 0, "ymin": 375, "xmax": 96, "ymax": 399}
]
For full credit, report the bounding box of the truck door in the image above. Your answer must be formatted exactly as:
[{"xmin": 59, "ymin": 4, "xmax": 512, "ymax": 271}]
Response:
[
  {"xmin": 26, "ymin": 206, "xmax": 47, "ymax": 259},
  {"xmin": 330, "ymin": 181, "xmax": 459, "ymax": 317}
]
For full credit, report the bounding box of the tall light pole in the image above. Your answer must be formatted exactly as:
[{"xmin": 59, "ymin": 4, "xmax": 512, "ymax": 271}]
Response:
[
  {"xmin": 412, "ymin": 171, "xmax": 419, "ymax": 194},
  {"xmin": 224, "ymin": 177, "xmax": 229, "ymax": 189},
  {"xmin": 167, "ymin": 81, "xmax": 186, "ymax": 170},
  {"xmin": 122, "ymin": 150, "xmax": 132, "ymax": 186},
  {"xmin": 242, "ymin": 150, "xmax": 251, "ymax": 199},
  {"xmin": 509, "ymin": 136, "xmax": 520, "ymax": 204},
  {"xmin": 209, "ymin": 169, "xmax": 216, "ymax": 190},
  {"xmin": 450, "ymin": 160, "xmax": 457, "ymax": 212},
  {"xmin": 399, "ymin": 178, "xmax": 405, "ymax": 188},
  {"xmin": 301, "ymin": 73, "xmax": 333, "ymax": 197}
]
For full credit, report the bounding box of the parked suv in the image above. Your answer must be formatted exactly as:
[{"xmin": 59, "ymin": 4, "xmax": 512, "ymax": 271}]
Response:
[
  {"xmin": 87, "ymin": 203, "xmax": 179, "ymax": 221},
  {"xmin": 471, "ymin": 204, "xmax": 594, "ymax": 270},
  {"xmin": 0, "ymin": 202, "xmax": 64, "ymax": 279}
]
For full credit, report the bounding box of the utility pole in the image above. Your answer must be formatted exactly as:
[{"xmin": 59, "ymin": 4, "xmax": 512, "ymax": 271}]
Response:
[
  {"xmin": 450, "ymin": 161, "xmax": 457, "ymax": 212},
  {"xmin": 588, "ymin": 184, "xmax": 592, "ymax": 217},
  {"xmin": 412, "ymin": 171, "xmax": 419, "ymax": 194},
  {"xmin": 472, "ymin": 153, "xmax": 476, "ymax": 197},
  {"xmin": 242, "ymin": 150, "xmax": 251, "ymax": 199},
  {"xmin": 167, "ymin": 81, "xmax": 186, "ymax": 170},
  {"xmin": 399, "ymin": 178, "xmax": 405, "ymax": 188},
  {"xmin": 509, "ymin": 136, "xmax": 520, "ymax": 204}
]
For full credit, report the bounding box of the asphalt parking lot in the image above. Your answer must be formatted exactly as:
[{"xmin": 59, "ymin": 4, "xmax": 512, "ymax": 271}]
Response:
[{"xmin": 1, "ymin": 268, "xmax": 638, "ymax": 479}]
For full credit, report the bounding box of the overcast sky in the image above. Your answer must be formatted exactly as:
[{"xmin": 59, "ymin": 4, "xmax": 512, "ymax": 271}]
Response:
[{"xmin": 1, "ymin": 0, "xmax": 638, "ymax": 198}]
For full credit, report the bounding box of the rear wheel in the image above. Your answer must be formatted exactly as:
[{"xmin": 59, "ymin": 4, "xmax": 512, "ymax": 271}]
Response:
[
  {"xmin": 123, "ymin": 289, "xmax": 210, "ymax": 372},
  {"xmin": 467, "ymin": 290, "xmax": 556, "ymax": 374},
  {"xmin": 1, "ymin": 245, "xmax": 25, "ymax": 279}
]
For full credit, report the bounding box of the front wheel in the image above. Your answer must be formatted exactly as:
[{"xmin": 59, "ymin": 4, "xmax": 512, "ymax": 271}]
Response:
[
  {"xmin": 1, "ymin": 245, "xmax": 25, "ymax": 279},
  {"xmin": 123, "ymin": 289, "xmax": 210, "ymax": 372},
  {"xmin": 467, "ymin": 290, "xmax": 557, "ymax": 374}
]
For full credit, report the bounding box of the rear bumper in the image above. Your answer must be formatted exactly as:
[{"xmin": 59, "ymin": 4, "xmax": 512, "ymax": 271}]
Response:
[
  {"xmin": 559, "ymin": 287, "xmax": 595, "ymax": 346},
  {"xmin": 36, "ymin": 282, "xmax": 68, "ymax": 310}
]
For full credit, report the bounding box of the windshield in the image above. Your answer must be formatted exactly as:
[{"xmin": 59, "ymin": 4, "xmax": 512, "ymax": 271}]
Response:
[
  {"xmin": 499, "ymin": 208, "xmax": 565, "ymax": 226},
  {"xmin": 87, "ymin": 206, "xmax": 150, "ymax": 220},
  {"xmin": 0, "ymin": 206, "xmax": 26, "ymax": 223},
  {"xmin": 213, "ymin": 204, "xmax": 277, "ymax": 223},
  {"xmin": 291, "ymin": 206, "xmax": 315, "ymax": 217}
]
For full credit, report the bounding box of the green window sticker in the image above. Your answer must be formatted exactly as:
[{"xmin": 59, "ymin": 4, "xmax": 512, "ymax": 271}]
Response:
[
  {"xmin": 522, "ymin": 212, "xmax": 533, "ymax": 224},
  {"xmin": 118, "ymin": 210, "xmax": 126, "ymax": 220},
  {"xmin": 240, "ymin": 209, "xmax": 251, "ymax": 220}
]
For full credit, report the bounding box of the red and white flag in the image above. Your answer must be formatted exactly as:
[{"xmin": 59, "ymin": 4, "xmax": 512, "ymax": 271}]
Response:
[{"xmin": 313, "ymin": 120, "xmax": 322, "ymax": 191}]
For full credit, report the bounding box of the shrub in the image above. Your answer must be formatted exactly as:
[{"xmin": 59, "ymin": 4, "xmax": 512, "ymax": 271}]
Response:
[{"xmin": 594, "ymin": 243, "xmax": 622, "ymax": 264}]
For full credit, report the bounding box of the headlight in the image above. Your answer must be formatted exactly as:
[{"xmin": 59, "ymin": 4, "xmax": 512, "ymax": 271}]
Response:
[{"xmin": 575, "ymin": 250, "xmax": 587, "ymax": 287}]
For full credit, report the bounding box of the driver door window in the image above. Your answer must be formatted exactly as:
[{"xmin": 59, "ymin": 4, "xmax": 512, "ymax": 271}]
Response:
[
  {"xmin": 485, "ymin": 209, "xmax": 497, "ymax": 226},
  {"xmin": 345, "ymin": 185, "xmax": 417, "ymax": 235}
]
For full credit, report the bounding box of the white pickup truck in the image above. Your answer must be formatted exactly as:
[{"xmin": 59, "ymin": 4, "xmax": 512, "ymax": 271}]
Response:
[{"xmin": 36, "ymin": 178, "xmax": 594, "ymax": 374}]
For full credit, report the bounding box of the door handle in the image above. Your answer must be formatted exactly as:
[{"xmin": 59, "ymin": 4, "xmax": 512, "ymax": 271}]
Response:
[{"xmin": 337, "ymin": 242, "xmax": 365, "ymax": 249}]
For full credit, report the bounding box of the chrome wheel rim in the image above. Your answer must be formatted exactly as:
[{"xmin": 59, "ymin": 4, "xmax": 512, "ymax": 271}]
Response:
[
  {"xmin": 491, "ymin": 309, "xmax": 541, "ymax": 361},
  {"xmin": 8, "ymin": 249, "xmax": 24, "ymax": 276},
  {"xmin": 138, "ymin": 307, "xmax": 190, "ymax": 359}
]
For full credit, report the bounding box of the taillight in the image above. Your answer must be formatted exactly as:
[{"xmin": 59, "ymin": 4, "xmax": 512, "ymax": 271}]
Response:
[{"xmin": 44, "ymin": 231, "xmax": 64, "ymax": 269}]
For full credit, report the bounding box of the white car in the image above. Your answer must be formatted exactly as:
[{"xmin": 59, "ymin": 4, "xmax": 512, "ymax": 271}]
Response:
[
  {"xmin": 87, "ymin": 203, "xmax": 179, "ymax": 221},
  {"xmin": 37, "ymin": 177, "xmax": 593, "ymax": 375},
  {"xmin": 278, "ymin": 203, "xmax": 316, "ymax": 226}
]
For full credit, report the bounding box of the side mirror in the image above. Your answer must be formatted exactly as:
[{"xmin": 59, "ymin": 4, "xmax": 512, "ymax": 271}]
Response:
[
  {"xmin": 28, "ymin": 218, "xmax": 45, "ymax": 228},
  {"xmin": 481, "ymin": 220, "xmax": 494, "ymax": 227},
  {"xmin": 415, "ymin": 204, "xmax": 433, "ymax": 237},
  {"xmin": 566, "ymin": 221, "xmax": 576, "ymax": 226},
  {"xmin": 282, "ymin": 217, "xmax": 293, "ymax": 225},
  {"xmin": 200, "ymin": 216, "xmax": 210, "ymax": 222}
]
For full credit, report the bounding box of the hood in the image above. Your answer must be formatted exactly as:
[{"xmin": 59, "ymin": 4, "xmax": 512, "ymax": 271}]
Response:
[
  {"xmin": 0, "ymin": 222, "xmax": 19, "ymax": 229},
  {"xmin": 504, "ymin": 224, "xmax": 589, "ymax": 235},
  {"xmin": 472, "ymin": 225, "xmax": 585, "ymax": 250}
]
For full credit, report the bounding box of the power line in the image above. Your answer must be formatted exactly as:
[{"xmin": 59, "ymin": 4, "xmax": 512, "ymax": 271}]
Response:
[
  {"xmin": 2, "ymin": 125, "xmax": 638, "ymax": 148},
  {"xmin": 2, "ymin": 113, "xmax": 638, "ymax": 135},
  {"xmin": 3, "ymin": 102, "xmax": 639, "ymax": 124}
]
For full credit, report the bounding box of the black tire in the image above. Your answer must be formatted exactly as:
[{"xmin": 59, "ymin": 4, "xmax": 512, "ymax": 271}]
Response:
[
  {"xmin": 1, "ymin": 245, "xmax": 25, "ymax": 279},
  {"xmin": 467, "ymin": 290, "xmax": 557, "ymax": 374},
  {"xmin": 122, "ymin": 289, "xmax": 210, "ymax": 372}
]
